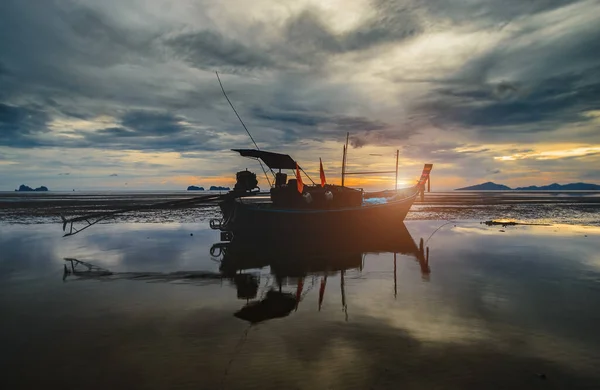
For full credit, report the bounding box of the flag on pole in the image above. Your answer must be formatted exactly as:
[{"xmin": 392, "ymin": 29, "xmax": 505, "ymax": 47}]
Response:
[
  {"xmin": 319, "ymin": 158, "xmax": 326, "ymax": 187},
  {"xmin": 295, "ymin": 162, "xmax": 304, "ymax": 193},
  {"xmin": 295, "ymin": 277, "xmax": 304, "ymax": 311},
  {"xmin": 318, "ymin": 276, "xmax": 327, "ymax": 311},
  {"xmin": 417, "ymin": 164, "xmax": 433, "ymax": 188}
]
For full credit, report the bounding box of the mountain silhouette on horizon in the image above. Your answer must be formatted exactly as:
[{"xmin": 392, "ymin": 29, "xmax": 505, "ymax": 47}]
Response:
[
  {"xmin": 15, "ymin": 184, "xmax": 49, "ymax": 192},
  {"xmin": 456, "ymin": 182, "xmax": 600, "ymax": 191}
]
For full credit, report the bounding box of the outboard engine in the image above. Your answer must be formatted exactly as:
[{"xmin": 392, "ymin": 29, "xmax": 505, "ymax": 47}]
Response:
[{"xmin": 234, "ymin": 170, "xmax": 258, "ymax": 193}]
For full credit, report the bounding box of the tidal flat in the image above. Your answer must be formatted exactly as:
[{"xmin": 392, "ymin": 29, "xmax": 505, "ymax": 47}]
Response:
[{"xmin": 1, "ymin": 216, "xmax": 599, "ymax": 389}]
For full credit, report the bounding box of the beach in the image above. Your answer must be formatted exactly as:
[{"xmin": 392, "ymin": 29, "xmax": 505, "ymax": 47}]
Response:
[
  {"xmin": 1, "ymin": 193, "xmax": 600, "ymax": 389},
  {"xmin": 2, "ymin": 191, "xmax": 600, "ymax": 225}
]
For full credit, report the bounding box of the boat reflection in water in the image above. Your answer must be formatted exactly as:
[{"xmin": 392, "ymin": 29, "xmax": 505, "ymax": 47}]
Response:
[
  {"xmin": 213, "ymin": 222, "xmax": 430, "ymax": 322},
  {"xmin": 63, "ymin": 222, "xmax": 429, "ymax": 324}
]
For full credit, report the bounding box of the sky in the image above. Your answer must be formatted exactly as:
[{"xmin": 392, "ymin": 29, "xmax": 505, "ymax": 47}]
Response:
[{"xmin": 1, "ymin": 0, "xmax": 600, "ymax": 191}]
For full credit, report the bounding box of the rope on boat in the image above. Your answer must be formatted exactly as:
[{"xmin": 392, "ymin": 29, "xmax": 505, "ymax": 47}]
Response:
[
  {"xmin": 299, "ymin": 276, "xmax": 317, "ymax": 300},
  {"xmin": 61, "ymin": 193, "xmax": 224, "ymax": 237},
  {"xmin": 220, "ymin": 324, "xmax": 253, "ymax": 390},
  {"xmin": 425, "ymin": 219, "xmax": 461, "ymax": 244},
  {"xmin": 215, "ymin": 71, "xmax": 273, "ymax": 187}
]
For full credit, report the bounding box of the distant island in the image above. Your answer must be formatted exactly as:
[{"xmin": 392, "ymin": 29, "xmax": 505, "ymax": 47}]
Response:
[
  {"xmin": 456, "ymin": 182, "xmax": 600, "ymax": 191},
  {"xmin": 187, "ymin": 185, "xmax": 231, "ymax": 191},
  {"xmin": 456, "ymin": 182, "xmax": 511, "ymax": 191},
  {"xmin": 15, "ymin": 184, "xmax": 49, "ymax": 192}
]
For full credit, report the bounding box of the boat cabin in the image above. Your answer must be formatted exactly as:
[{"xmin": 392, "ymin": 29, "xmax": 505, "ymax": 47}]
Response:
[{"xmin": 231, "ymin": 149, "xmax": 363, "ymax": 209}]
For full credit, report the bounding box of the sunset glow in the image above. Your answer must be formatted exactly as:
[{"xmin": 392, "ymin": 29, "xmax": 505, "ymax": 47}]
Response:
[{"xmin": 1, "ymin": 0, "xmax": 599, "ymax": 190}]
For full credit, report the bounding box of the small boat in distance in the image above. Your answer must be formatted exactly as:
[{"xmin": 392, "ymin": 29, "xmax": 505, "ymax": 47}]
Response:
[{"xmin": 212, "ymin": 146, "xmax": 432, "ymax": 234}]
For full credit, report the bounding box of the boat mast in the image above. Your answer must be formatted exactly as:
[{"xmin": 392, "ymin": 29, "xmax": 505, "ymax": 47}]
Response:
[
  {"xmin": 341, "ymin": 270, "xmax": 348, "ymax": 321},
  {"xmin": 393, "ymin": 252, "xmax": 397, "ymax": 299},
  {"xmin": 341, "ymin": 132, "xmax": 349, "ymax": 186},
  {"xmin": 395, "ymin": 149, "xmax": 399, "ymax": 191},
  {"xmin": 341, "ymin": 145, "xmax": 346, "ymax": 186}
]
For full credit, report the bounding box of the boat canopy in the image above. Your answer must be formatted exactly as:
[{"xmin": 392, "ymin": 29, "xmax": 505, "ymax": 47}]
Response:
[{"xmin": 232, "ymin": 149, "xmax": 297, "ymax": 170}]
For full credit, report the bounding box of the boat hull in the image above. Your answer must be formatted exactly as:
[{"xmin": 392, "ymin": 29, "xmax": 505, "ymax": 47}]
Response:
[{"xmin": 219, "ymin": 190, "xmax": 419, "ymax": 235}]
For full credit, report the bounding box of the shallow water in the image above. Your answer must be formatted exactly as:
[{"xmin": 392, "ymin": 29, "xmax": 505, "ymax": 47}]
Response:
[
  {"xmin": 1, "ymin": 220, "xmax": 599, "ymax": 389},
  {"xmin": 2, "ymin": 191, "xmax": 600, "ymax": 226}
]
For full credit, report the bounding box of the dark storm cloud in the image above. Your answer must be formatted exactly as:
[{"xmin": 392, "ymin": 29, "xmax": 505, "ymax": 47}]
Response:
[
  {"xmin": 418, "ymin": 66, "xmax": 600, "ymax": 138},
  {"xmin": 0, "ymin": 104, "xmax": 46, "ymax": 135},
  {"xmin": 0, "ymin": 1, "xmax": 158, "ymax": 72},
  {"xmin": 0, "ymin": 0, "xmax": 204, "ymax": 118},
  {"xmin": 121, "ymin": 111, "xmax": 187, "ymax": 136},
  {"xmin": 0, "ymin": 61, "xmax": 8, "ymax": 77},
  {"xmin": 0, "ymin": 104, "xmax": 49, "ymax": 147},
  {"xmin": 0, "ymin": 105, "xmax": 228, "ymax": 152},
  {"xmin": 252, "ymin": 107, "xmax": 322, "ymax": 127},
  {"xmin": 76, "ymin": 110, "xmax": 225, "ymax": 152},
  {"xmin": 95, "ymin": 127, "xmax": 136, "ymax": 137},
  {"xmin": 335, "ymin": 116, "xmax": 389, "ymax": 132},
  {"xmin": 421, "ymin": 0, "xmax": 580, "ymax": 26},
  {"xmin": 251, "ymin": 106, "xmax": 418, "ymax": 148},
  {"xmin": 79, "ymin": 130, "xmax": 224, "ymax": 152},
  {"xmin": 167, "ymin": 6, "xmax": 420, "ymax": 72},
  {"xmin": 349, "ymin": 126, "xmax": 419, "ymax": 149},
  {"xmin": 391, "ymin": 1, "xmax": 600, "ymax": 144},
  {"xmin": 283, "ymin": 8, "xmax": 419, "ymax": 54},
  {"xmin": 0, "ymin": 105, "xmax": 208, "ymax": 151},
  {"xmin": 63, "ymin": 6, "xmax": 159, "ymax": 59},
  {"xmin": 166, "ymin": 30, "xmax": 276, "ymax": 71},
  {"xmin": 252, "ymin": 107, "xmax": 388, "ymax": 132}
]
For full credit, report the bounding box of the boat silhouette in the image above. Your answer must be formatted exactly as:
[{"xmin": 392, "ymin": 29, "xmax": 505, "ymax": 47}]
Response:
[
  {"xmin": 63, "ymin": 222, "xmax": 429, "ymax": 323},
  {"xmin": 213, "ymin": 149, "xmax": 433, "ymax": 234}
]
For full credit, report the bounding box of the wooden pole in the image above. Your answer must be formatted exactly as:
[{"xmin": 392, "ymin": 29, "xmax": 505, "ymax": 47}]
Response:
[
  {"xmin": 341, "ymin": 145, "xmax": 346, "ymax": 187},
  {"xmin": 427, "ymin": 175, "xmax": 431, "ymax": 192},
  {"xmin": 393, "ymin": 252, "xmax": 397, "ymax": 299},
  {"xmin": 342, "ymin": 132, "xmax": 349, "ymax": 187},
  {"xmin": 341, "ymin": 270, "xmax": 347, "ymax": 321},
  {"xmin": 395, "ymin": 149, "xmax": 399, "ymax": 191},
  {"xmin": 345, "ymin": 132, "xmax": 350, "ymax": 155}
]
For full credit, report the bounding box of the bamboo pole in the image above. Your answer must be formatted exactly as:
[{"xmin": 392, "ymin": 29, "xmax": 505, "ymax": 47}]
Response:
[
  {"xmin": 393, "ymin": 252, "xmax": 397, "ymax": 299},
  {"xmin": 341, "ymin": 145, "xmax": 346, "ymax": 186},
  {"xmin": 345, "ymin": 170, "xmax": 396, "ymax": 175},
  {"xmin": 341, "ymin": 132, "xmax": 349, "ymax": 187},
  {"xmin": 395, "ymin": 149, "xmax": 399, "ymax": 191}
]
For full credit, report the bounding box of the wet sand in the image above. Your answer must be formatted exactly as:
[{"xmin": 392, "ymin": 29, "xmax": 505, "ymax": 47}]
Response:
[
  {"xmin": 1, "ymin": 220, "xmax": 599, "ymax": 389},
  {"xmin": 1, "ymin": 191, "xmax": 600, "ymax": 225}
]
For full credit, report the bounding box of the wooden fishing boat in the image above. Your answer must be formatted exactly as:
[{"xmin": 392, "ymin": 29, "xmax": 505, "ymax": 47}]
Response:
[{"xmin": 213, "ymin": 148, "xmax": 432, "ymax": 233}]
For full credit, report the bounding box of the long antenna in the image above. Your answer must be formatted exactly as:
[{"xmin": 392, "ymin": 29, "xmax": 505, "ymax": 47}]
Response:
[
  {"xmin": 215, "ymin": 72, "xmax": 272, "ymax": 187},
  {"xmin": 216, "ymin": 72, "xmax": 260, "ymax": 151}
]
